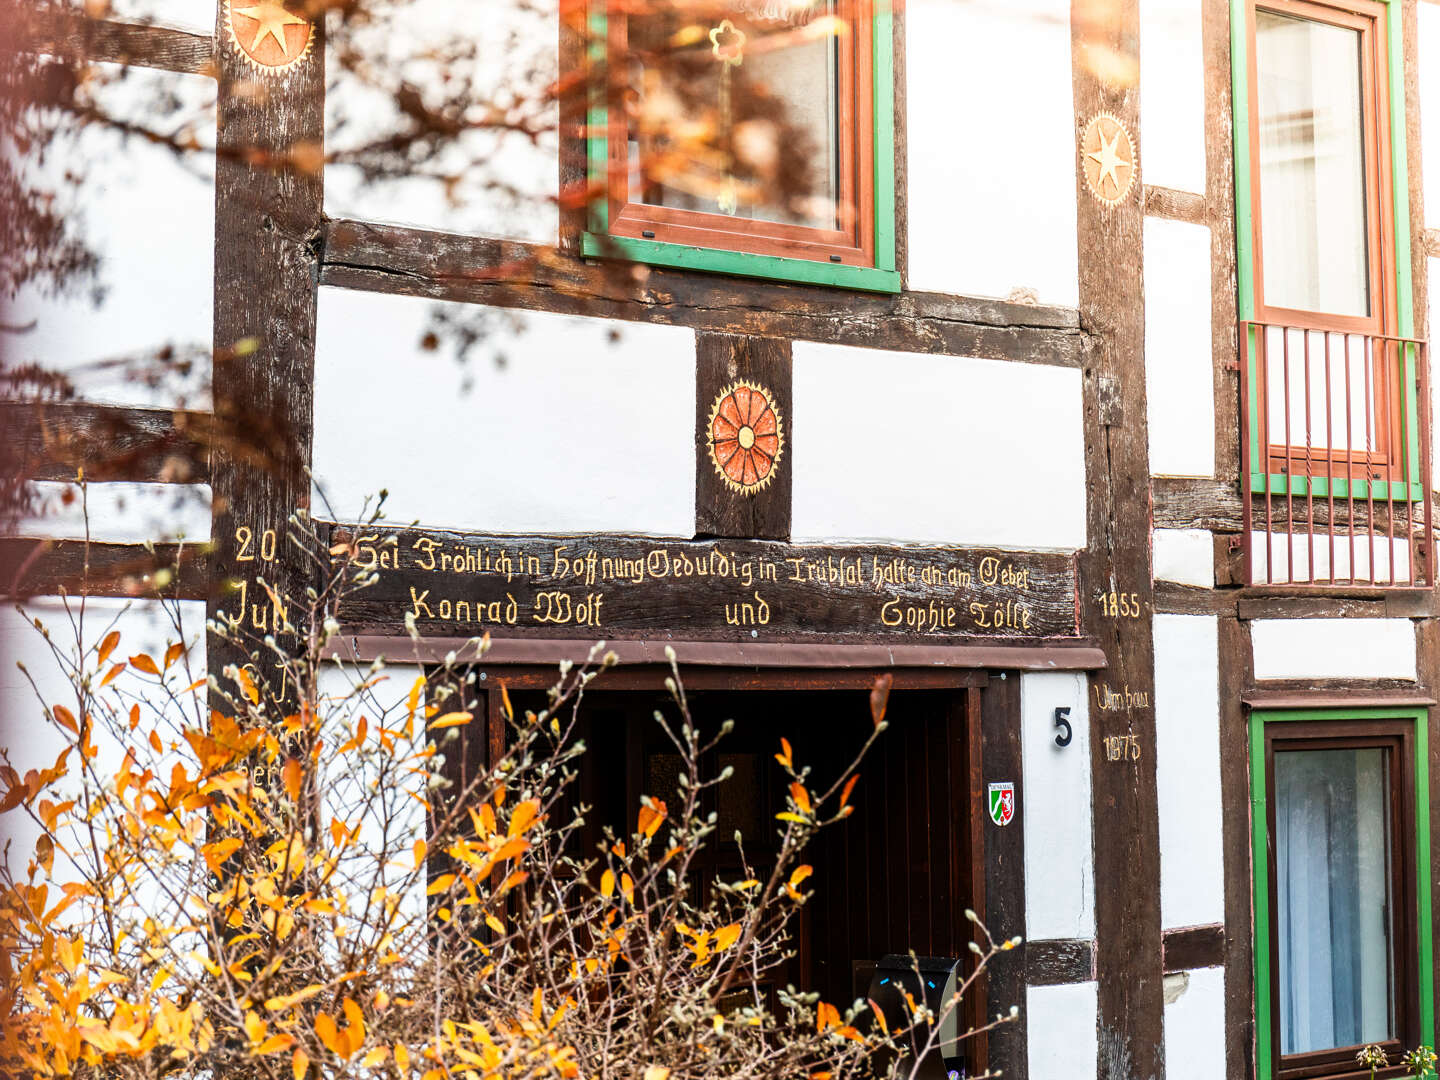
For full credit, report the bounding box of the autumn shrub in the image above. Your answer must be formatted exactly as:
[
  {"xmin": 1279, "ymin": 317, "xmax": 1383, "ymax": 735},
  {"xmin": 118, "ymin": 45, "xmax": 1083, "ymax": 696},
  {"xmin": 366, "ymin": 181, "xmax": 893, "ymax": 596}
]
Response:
[{"xmin": 0, "ymin": 522, "xmax": 1018, "ymax": 1079}]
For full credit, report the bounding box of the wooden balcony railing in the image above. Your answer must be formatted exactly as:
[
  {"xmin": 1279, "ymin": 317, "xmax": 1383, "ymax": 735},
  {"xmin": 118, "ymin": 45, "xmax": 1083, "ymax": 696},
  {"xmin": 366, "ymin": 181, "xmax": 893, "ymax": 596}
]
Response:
[{"xmin": 1239, "ymin": 321, "xmax": 1431, "ymax": 588}]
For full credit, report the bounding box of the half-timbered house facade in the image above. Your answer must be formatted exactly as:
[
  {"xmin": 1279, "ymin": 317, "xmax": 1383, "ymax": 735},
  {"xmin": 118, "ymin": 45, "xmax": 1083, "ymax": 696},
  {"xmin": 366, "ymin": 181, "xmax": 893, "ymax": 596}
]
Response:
[{"xmin": 5, "ymin": 1, "xmax": 1440, "ymax": 1078}]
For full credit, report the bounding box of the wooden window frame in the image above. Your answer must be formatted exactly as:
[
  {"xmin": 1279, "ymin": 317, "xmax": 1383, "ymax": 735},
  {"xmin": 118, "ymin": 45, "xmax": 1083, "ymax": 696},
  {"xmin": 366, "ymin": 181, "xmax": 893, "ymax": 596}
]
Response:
[
  {"xmin": 1233, "ymin": 0, "xmax": 1423, "ymax": 500},
  {"xmin": 581, "ymin": 0, "xmax": 900, "ymax": 293},
  {"xmin": 1249, "ymin": 708, "xmax": 1436, "ymax": 1080}
]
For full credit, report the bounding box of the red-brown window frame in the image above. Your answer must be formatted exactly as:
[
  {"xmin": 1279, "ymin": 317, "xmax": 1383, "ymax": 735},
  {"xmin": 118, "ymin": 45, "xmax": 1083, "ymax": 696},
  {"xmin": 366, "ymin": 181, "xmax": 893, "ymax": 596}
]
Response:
[
  {"xmin": 1262, "ymin": 720, "xmax": 1421, "ymax": 1080},
  {"xmin": 600, "ymin": 0, "xmax": 878, "ymax": 268},
  {"xmin": 1244, "ymin": 0, "xmax": 1402, "ymax": 481}
]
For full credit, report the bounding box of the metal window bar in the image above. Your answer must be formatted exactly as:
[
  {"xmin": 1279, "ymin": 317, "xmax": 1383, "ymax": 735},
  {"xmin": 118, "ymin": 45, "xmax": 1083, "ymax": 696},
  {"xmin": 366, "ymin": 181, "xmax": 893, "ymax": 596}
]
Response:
[{"xmin": 1239, "ymin": 320, "xmax": 1432, "ymax": 588}]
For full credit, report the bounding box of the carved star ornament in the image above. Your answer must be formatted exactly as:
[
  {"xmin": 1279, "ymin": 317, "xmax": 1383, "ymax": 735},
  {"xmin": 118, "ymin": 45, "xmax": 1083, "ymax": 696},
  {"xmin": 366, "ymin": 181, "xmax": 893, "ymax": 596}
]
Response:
[
  {"xmin": 225, "ymin": 0, "xmax": 315, "ymax": 74},
  {"xmin": 1080, "ymin": 111, "xmax": 1138, "ymax": 207}
]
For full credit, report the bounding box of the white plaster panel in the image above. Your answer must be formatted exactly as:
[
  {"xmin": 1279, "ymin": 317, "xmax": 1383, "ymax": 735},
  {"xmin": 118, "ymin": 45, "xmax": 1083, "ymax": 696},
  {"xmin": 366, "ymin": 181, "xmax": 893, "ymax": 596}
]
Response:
[
  {"xmin": 325, "ymin": 0, "xmax": 558, "ymax": 243},
  {"xmin": 18, "ymin": 482, "xmax": 211, "ymax": 543},
  {"xmin": 791, "ymin": 343, "xmax": 1087, "ymax": 549},
  {"xmin": 1152, "ymin": 528, "xmax": 1213, "ymax": 587},
  {"xmin": 1145, "ymin": 217, "xmax": 1214, "ymax": 477},
  {"xmin": 1027, "ymin": 982, "xmax": 1098, "ymax": 1080},
  {"xmin": 1140, "ymin": 0, "xmax": 1206, "ymax": 194},
  {"xmin": 1422, "ymin": 5, "xmax": 1440, "ymax": 227},
  {"xmin": 312, "ymin": 290, "xmax": 695, "ymax": 536},
  {"xmin": 906, "ymin": 0, "xmax": 1078, "ymax": 306},
  {"xmin": 1431, "ymin": 258, "xmax": 1440, "ymax": 485},
  {"xmin": 108, "ymin": 0, "xmax": 211, "ymax": 32},
  {"xmin": 1154, "ymin": 615, "xmax": 1224, "ymax": 929},
  {"xmin": 0, "ymin": 598, "xmax": 206, "ymax": 876},
  {"xmin": 1163, "ymin": 968, "xmax": 1226, "ymax": 1080},
  {"xmin": 1021, "ymin": 673, "xmax": 1095, "ymax": 941},
  {"xmin": 1251, "ymin": 618, "xmax": 1417, "ymax": 681},
  {"xmin": 5, "ymin": 69, "xmax": 215, "ymax": 409}
]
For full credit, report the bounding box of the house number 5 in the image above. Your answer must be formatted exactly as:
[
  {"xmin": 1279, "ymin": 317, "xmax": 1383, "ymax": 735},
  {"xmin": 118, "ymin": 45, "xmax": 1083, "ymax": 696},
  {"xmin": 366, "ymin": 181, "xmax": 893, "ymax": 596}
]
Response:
[{"xmin": 1054, "ymin": 707, "xmax": 1073, "ymax": 748}]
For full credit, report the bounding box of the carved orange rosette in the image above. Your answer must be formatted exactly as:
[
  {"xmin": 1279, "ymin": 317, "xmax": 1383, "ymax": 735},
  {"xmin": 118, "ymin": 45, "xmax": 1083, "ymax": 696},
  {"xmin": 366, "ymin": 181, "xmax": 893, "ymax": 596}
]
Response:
[
  {"xmin": 224, "ymin": 0, "xmax": 315, "ymax": 75},
  {"xmin": 708, "ymin": 380, "xmax": 784, "ymax": 495}
]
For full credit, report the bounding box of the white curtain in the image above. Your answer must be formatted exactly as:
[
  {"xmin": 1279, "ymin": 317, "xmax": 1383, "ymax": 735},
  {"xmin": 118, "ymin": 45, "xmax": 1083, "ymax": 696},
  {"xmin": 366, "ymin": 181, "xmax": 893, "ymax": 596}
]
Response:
[{"xmin": 1275, "ymin": 748, "xmax": 1393, "ymax": 1054}]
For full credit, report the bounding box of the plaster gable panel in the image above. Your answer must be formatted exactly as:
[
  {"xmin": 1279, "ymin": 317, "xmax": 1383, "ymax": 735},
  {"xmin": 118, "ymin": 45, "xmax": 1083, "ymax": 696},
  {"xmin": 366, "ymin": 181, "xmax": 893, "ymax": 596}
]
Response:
[
  {"xmin": 1154, "ymin": 615, "xmax": 1224, "ymax": 929},
  {"xmin": 1140, "ymin": 0, "xmax": 1206, "ymax": 194},
  {"xmin": 325, "ymin": 0, "xmax": 559, "ymax": 244},
  {"xmin": 1021, "ymin": 673, "xmax": 1095, "ymax": 941},
  {"xmin": 1145, "ymin": 217, "xmax": 1215, "ymax": 477},
  {"xmin": 4, "ymin": 68, "xmax": 215, "ymax": 409},
  {"xmin": 1027, "ymin": 982, "xmax": 1099, "ymax": 1080},
  {"xmin": 312, "ymin": 291, "xmax": 695, "ymax": 537},
  {"xmin": 1163, "ymin": 968, "xmax": 1226, "ymax": 1080},
  {"xmin": 18, "ymin": 482, "xmax": 211, "ymax": 543},
  {"xmin": 1251, "ymin": 618, "xmax": 1417, "ymax": 680},
  {"xmin": 1421, "ymin": 5, "xmax": 1440, "ymax": 226},
  {"xmin": 791, "ymin": 342, "xmax": 1087, "ymax": 549},
  {"xmin": 1152, "ymin": 528, "xmax": 1213, "ymax": 588},
  {"xmin": 906, "ymin": 0, "xmax": 1079, "ymax": 307}
]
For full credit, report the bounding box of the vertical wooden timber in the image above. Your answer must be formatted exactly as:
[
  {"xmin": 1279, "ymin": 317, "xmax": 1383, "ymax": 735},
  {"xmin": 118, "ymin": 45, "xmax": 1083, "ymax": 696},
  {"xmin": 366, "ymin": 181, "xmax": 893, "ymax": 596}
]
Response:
[
  {"xmin": 1204, "ymin": 0, "xmax": 1240, "ymax": 489},
  {"xmin": 980, "ymin": 672, "xmax": 1026, "ymax": 1080},
  {"xmin": 1417, "ymin": 619, "xmax": 1440, "ymax": 1031},
  {"xmin": 209, "ymin": 0, "xmax": 324, "ymax": 703},
  {"xmin": 1218, "ymin": 617, "xmax": 1255, "ymax": 1080},
  {"xmin": 694, "ymin": 333, "xmax": 793, "ymax": 540},
  {"xmin": 1072, "ymin": 3, "xmax": 1165, "ymax": 1078}
]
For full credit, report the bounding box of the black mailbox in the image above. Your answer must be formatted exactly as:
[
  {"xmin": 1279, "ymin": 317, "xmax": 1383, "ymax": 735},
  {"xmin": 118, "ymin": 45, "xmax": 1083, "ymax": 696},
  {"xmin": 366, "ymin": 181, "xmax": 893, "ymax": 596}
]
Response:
[{"xmin": 866, "ymin": 954, "xmax": 969, "ymax": 1079}]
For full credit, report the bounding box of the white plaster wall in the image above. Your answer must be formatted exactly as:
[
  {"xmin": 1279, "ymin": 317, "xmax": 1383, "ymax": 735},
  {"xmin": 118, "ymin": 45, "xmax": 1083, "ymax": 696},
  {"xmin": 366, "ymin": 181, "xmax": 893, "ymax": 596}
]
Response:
[
  {"xmin": 312, "ymin": 290, "xmax": 695, "ymax": 536},
  {"xmin": 1431, "ymin": 257, "xmax": 1440, "ymax": 486},
  {"xmin": 1251, "ymin": 618, "xmax": 1417, "ymax": 680},
  {"xmin": 1145, "ymin": 217, "xmax": 1214, "ymax": 477},
  {"xmin": 325, "ymin": 0, "xmax": 557, "ymax": 244},
  {"xmin": 1154, "ymin": 615, "xmax": 1224, "ymax": 929},
  {"xmin": 906, "ymin": 0, "xmax": 1078, "ymax": 307},
  {"xmin": 1139, "ymin": 0, "xmax": 1206, "ymax": 194},
  {"xmin": 108, "ymin": 0, "xmax": 211, "ymax": 32},
  {"xmin": 791, "ymin": 343, "xmax": 1087, "ymax": 549},
  {"xmin": 18, "ymin": 482, "xmax": 211, "ymax": 543},
  {"xmin": 1021, "ymin": 673, "xmax": 1095, "ymax": 941},
  {"xmin": 5, "ymin": 68, "xmax": 214, "ymax": 409},
  {"xmin": 1163, "ymin": 968, "xmax": 1226, "ymax": 1080},
  {"xmin": 1421, "ymin": 5, "xmax": 1440, "ymax": 226},
  {"xmin": 1152, "ymin": 528, "xmax": 1212, "ymax": 588},
  {"xmin": 1027, "ymin": 982, "xmax": 1098, "ymax": 1080},
  {"xmin": 0, "ymin": 598, "xmax": 206, "ymax": 875}
]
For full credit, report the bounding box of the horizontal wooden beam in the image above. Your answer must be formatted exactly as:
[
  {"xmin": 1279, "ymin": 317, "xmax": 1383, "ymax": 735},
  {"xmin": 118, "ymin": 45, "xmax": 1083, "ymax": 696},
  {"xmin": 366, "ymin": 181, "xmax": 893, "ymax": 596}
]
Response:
[
  {"xmin": 1152, "ymin": 476, "xmax": 1243, "ymax": 532},
  {"xmin": 1025, "ymin": 939, "xmax": 1095, "ymax": 986},
  {"xmin": 319, "ymin": 220, "xmax": 1090, "ymax": 368},
  {"xmin": 1144, "ymin": 185, "xmax": 1208, "ymax": 226},
  {"xmin": 20, "ymin": 12, "xmax": 215, "ymax": 76},
  {"xmin": 0, "ymin": 538, "xmax": 211, "ymax": 601},
  {"xmin": 2, "ymin": 401, "xmax": 212, "ymax": 484},
  {"xmin": 1161, "ymin": 924, "xmax": 1224, "ymax": 973}
]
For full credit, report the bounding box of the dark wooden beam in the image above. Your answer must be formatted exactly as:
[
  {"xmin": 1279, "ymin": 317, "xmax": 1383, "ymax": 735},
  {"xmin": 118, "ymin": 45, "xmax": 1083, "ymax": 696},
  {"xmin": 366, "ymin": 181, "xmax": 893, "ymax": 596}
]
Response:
[
  {"xmin": 318, "ymin": 220, "xmax": 1091, "ymax": 368},
  {"xmin": 1217, "ymin": 617, "xmax": 1254, "ymax": 1080},
  {"xmin": 1143, "ymin": 185, "xmax": 1207, "ymax": 225},
  {"xmin": 0, "ymin": 537, "xmax": 210, "ymax": 600},
  {"xmin": 20, "ymin": 12, "xmax": 215, "ymax": 76},
  {"xmin": 1072, "ymin": 1, "xmax": 1166, "ymax": 1075},
  {"xmin": 695, "ymin": 335, "xmax": 792, "ymax": 540},
  {"xmin": 979, "ymin": 672, "xmax": 1026, "ymax": 1077},
  {"xmin": 1, "ymin": 401, "xmax": 212, "ymax": 484},
  {"xmin": 1026, "ymin": 938, "xmax": 1095, "ymax": 986},
  {"xmin": 1161, "ymin": 924, "xmax": 1224, "ymax": 973},
  {"xmin": 1153, "ymin": 582, "xmax": 1237, "ymax": 617},
  {"xmin": 1152, "ymin": 476, "xmax": 1243, "ymax": 532}
]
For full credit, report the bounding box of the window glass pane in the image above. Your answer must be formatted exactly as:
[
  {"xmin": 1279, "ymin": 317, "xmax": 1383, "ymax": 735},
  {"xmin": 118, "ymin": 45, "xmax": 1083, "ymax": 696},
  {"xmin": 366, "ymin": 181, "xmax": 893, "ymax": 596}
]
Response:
[
  {"xmin": 628, "ymin": 1, "xmax": 842, "ymax": 229},
  {"xmin": 1255, "ymin": 11, "xmax": 1370, "ymax": 317},
  {"xmin": 1274, "ymin": 747, "xmax": 1394, "ymax": 1054}
]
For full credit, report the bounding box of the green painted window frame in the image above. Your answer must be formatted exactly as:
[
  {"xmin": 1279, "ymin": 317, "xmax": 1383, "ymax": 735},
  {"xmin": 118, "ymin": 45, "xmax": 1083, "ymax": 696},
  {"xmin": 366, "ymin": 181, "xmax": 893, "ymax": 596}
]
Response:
[
  {"xmin": 1249, "ymin": 706, "xmax": 1436, "ymax": 1080},
  {"xmin": 1231, "ymin": 0, "xmax": 1422, "ymax": 500},
  {"xmin": 582, "ymin": 1, "xmax": 900, "ymax": 294}
]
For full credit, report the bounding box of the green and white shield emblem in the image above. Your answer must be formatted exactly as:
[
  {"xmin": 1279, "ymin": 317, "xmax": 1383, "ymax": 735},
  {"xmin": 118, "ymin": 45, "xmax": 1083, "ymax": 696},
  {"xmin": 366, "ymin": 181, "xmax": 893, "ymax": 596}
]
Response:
[{"xmin": 987, "ymin": 781, "xmax": 1015, "ymax": 827}]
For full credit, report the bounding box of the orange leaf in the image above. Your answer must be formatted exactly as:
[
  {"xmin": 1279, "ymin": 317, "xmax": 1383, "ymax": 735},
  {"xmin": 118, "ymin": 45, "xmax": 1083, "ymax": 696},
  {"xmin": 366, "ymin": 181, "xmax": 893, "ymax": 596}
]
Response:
[
  {"xmin": 713, "ymin": 922, "xmax": 741, "ymax": 951},
  {"xmin": 870, "ymin": 674, "xmax": 893, "ymax": 727},
  {"xmin": 600, "ymin": 870, "xmax": 616, "ymax": 898},
  {"xmin": 202, "ymin": 836, "xmax": 242, "ymax": 873},
  {"xmin": 51, "ymin": 706, "xmax": 78, "ymax": 735},
  {"xmin": 620, "ymin": 873, "xmax": 634, "ymax": 903},
  {"xmin": 315, "ymin": 1013, "xmax": 346, "ymax": 1057},
  {"xmin": 97, "ymin": 630, "xmax": 120, "ymax": 665},
  {"xmin": 130, "ymin": 653, "xmax": 160, "ymax": 676},
  {"xmin": 237, "ymin": 666, "xmax": 260, "ymax": 704},
  {"xmin": 775, "ymin": 737, "xmax": 793, "ymax": 768},
  {"xmin": 292, "ymin": 1047, "xmax": 310, "ymax": 1080},
  {"xmin": 637, "ymin": 798, "xmax": 667, "ymax": 838},
  {"xmin": 789, "ymin": 782, "xmax": 812, "ymax": 815},
  {"xmin": 282, "ymin": 758, "xmax": 302, "ymax": 803},
  {"xmin": 101, "ymin": 663, "xmax": 126, "ymax": 687},
  {"xmin": 428, "ymin": 711, "xmax": 472, "ymax": 729},
  {"xmin": 839, "ymin": 774, "xmax": 859, "ymax": 809},
  {"xmin": 128, "ymin": 703, "xmax": 140, "ymax": 730},
  {"xmin": 508, "ymin": 798, "xmax": 541, "ymax": 837},
  {"xmin": 789, "ymin": 864, "xmax": 813, "ymax": 889},
  {"xmin": 148, "ymin": 730, "xmax": 163, "ymax": 753}
]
